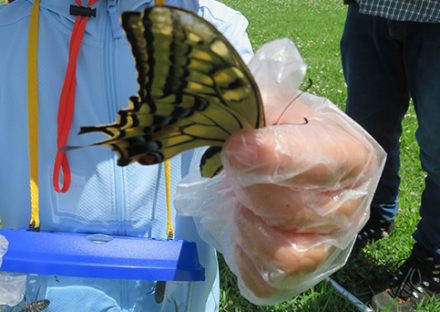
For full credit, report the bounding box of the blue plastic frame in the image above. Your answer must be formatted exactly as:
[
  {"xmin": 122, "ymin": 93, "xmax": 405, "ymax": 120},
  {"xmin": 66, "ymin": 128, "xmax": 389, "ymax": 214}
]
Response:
[{"xmin": 0, "ymin": 229, "xmax": 205, "ymax": 281}]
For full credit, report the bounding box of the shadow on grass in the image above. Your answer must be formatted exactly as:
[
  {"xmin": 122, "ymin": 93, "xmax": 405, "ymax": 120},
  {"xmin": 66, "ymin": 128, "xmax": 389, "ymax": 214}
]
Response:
[
  {"xmin": 333, "ymin": 250, "xmax": 397, "ymax": 304},
  {"xmin": 334, "ymin": 247, "xmax": 440, "ymax": 312}
]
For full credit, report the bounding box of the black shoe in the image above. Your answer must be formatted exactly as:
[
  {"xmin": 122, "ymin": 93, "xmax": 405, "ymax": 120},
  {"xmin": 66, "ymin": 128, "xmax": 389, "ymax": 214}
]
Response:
[
  {"xmin": 371, "ymin": 244, "xmax": 440, "ymax": 311},
  {"xmin": 353, "ymin": 209, "xmax": 393, "ymax": 251}
]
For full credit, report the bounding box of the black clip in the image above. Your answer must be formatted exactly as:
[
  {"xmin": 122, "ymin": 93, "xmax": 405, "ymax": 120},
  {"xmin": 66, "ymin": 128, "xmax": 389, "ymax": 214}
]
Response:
[{"xmin": 69, "ymin": 5, "xmax": 97, "ymax": 17}]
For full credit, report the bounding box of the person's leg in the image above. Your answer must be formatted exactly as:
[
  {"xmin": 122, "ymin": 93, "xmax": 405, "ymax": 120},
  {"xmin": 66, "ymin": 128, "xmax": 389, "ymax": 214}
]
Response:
[
  {"xmin": 341, "ymin": 4, "xmax": 410, "ymax": 222},
  {"xmin": 341, "ymin": 4, "xmax": 410, "ymax": 250},
  {"xmin": 371, "ymin": 21, "xmax": 440, "ymax": 310},
  {"xmin": 404, "ymin": 22, "xmax": 440, "ymax": 256}
]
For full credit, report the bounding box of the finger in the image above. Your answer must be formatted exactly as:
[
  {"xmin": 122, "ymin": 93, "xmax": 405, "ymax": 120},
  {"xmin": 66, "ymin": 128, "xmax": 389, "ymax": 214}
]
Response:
[
  {"xmin": 234, "ymin": 206, "xmax": 333, "ymax": 275},
  {"xmin": 235, "ymin": 245, "xmax": 278, "ymax": 298},
  {"xmin": 237, "ymin": 183, "xmax": 368, "ymax": 234},
  {"xmin": 223, "ymin": 119, "xmax": 374, "ymax": 189}
]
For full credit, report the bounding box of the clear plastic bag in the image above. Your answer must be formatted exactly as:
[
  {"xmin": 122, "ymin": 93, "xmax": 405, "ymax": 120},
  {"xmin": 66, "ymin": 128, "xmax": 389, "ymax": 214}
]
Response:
[
  {"xmin": 0, "ymin": 235, "xmax": 27, "ymax": 307},
  {"xmin": 175, "ymin": 39, "xmax": 386, "ymax": 305}
]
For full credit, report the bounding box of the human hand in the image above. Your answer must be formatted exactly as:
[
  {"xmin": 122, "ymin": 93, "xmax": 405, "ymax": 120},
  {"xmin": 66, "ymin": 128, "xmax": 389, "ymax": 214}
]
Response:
[{"xmin": 221, "ymin": 93, "xmax": 384, "ymax": 299}]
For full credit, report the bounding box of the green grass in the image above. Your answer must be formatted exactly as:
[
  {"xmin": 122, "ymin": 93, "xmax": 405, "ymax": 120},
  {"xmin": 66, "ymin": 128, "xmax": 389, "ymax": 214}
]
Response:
[
  {"xmin": 224, "ymin": 0, "xmax": 347, "ymax": 107},
  {"xmin": 219, "ymin": 1, "xmax": 439, "ymax": 311}
]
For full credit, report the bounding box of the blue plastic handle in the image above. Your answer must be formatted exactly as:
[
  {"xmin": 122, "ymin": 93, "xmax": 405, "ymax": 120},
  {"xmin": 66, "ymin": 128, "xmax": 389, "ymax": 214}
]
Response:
[{"xmin": 0, "ymin": 229, "xmax": 205, "ymax": 281}]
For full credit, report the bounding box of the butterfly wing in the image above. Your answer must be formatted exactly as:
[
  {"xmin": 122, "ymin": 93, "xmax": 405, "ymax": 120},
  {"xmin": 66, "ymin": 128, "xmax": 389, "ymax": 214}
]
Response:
[{"xmin": 79, "ymin": 6, "xmax": 264, "ymax": 177}]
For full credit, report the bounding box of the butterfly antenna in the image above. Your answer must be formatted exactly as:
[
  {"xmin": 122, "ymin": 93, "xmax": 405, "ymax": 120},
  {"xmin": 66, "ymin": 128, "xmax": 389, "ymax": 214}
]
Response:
[{"xmin": 273, "ymin": 78, "xmax": 313, "ymax": 125}]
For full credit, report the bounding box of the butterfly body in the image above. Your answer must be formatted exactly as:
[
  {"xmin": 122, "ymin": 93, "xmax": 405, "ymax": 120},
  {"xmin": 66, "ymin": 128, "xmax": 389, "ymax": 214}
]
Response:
[{"xmin": 77, "ymin": 5, "xmax": 264, "ymax": 177}]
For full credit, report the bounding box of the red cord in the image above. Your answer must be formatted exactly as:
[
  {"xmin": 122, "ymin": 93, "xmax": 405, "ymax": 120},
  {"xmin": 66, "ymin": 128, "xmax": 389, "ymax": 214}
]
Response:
[{"xmin": 53, "ymin": 0, "xmax": 99, "ymax": 193}]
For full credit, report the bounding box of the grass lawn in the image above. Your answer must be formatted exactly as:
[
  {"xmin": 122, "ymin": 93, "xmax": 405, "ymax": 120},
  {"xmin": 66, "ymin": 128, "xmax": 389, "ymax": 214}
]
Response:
[{"xmin": 219, "ymin": 1, "xmax": 440, "ymax": 311}]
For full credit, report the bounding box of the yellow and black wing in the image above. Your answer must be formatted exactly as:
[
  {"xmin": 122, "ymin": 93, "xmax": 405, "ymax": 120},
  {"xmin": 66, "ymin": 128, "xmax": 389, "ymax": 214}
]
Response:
[{"xmin": 79, "ymin": 5, "xmax": 264, "ymax": 177}]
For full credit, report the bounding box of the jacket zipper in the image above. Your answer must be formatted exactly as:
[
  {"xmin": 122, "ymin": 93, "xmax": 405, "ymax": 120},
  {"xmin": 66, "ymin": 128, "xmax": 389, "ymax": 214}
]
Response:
[
  {"xmin": 105, "ymin": 1, "xmax": 131, "ymax": 308},
  {"xmin": 105, "ymin": 0, "xmax": 126, "ymax": 238}
]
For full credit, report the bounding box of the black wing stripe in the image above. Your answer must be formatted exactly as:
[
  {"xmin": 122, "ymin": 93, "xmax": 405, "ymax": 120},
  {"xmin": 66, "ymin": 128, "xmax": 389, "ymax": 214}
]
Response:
[{"xmin": 74, "ymin": 6, "xmax": 264, "ymax": 178}]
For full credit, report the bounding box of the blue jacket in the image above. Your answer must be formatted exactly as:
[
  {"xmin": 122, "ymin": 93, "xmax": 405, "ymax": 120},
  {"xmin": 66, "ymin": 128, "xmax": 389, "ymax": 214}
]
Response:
[{"xmin": 0, "ymin": 0, "xmax": 253, "ymax": 311}]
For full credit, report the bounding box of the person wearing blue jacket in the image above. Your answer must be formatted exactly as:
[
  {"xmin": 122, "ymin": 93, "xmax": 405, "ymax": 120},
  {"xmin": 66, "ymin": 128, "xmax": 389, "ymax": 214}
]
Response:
[{"xmin": 0, "ymin": 0, "xmax": 384, "ymax": 311}]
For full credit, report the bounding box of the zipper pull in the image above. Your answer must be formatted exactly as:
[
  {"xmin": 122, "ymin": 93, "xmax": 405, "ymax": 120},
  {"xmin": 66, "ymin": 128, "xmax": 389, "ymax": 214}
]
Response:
[{"xmin": 108, "ymin": 0, "xmax": 125, "ymax": 39}]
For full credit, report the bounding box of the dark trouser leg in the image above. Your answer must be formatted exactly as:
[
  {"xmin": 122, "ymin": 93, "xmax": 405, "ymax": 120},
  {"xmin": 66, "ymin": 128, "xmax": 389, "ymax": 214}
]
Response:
[
  {"xmin": 403, "ymin": 22, "xmax": 440, "ymax": 255},
  {"xmin": 341, "ymin": 4, "xmax": 410, "ymax": 221}
]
